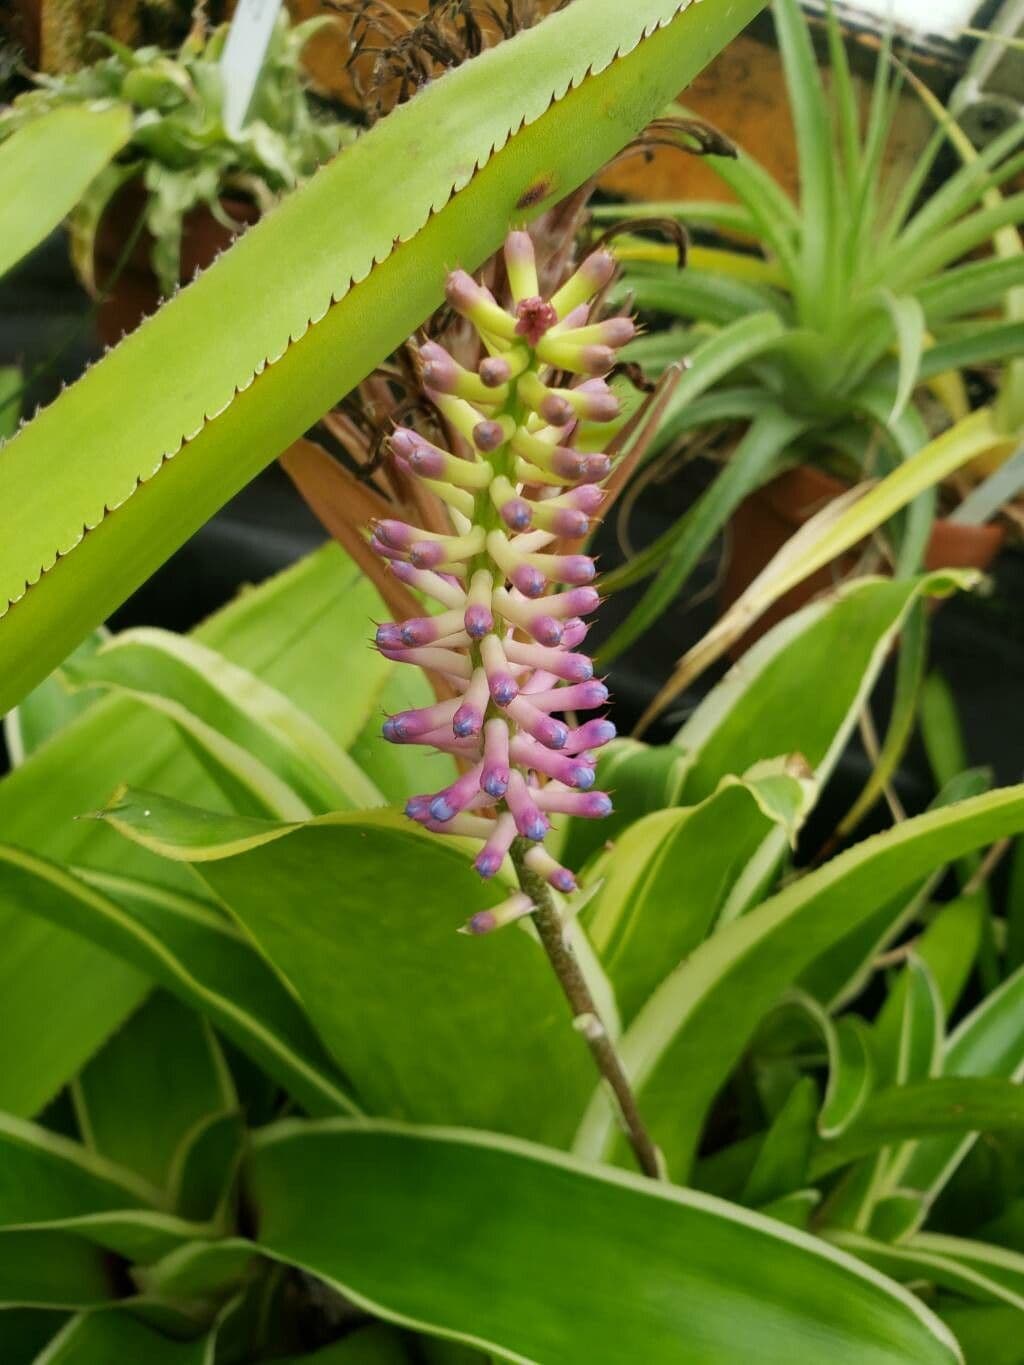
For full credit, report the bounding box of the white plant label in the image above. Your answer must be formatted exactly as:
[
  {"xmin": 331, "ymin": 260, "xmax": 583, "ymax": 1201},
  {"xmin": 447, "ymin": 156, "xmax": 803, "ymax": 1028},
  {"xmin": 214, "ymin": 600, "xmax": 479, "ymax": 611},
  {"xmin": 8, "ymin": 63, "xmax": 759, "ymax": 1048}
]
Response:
[{"xmin": 220, "ymin": 0, "xmax": 284, "ymax": 136}]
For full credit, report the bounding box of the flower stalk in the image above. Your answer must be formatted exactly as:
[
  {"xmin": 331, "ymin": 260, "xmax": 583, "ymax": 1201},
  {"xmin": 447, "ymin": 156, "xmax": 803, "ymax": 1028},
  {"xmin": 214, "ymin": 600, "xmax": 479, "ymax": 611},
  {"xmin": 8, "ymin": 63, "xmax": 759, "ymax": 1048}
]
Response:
[{"xmin": 370, "ymin": 229, "xmax": 661, "ymax": 1177}]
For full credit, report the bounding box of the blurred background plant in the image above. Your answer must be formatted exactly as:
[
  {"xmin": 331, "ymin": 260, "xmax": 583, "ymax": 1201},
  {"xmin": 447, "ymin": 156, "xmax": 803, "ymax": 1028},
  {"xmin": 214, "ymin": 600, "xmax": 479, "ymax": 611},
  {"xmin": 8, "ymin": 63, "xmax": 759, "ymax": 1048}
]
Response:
[
  {"xmin": 0, "ymin": 9, "xmax": 350, "ymax": 318},
  {"xmin": 590, "ymin": 0, "xmax": 1024, "ymax": 674}
]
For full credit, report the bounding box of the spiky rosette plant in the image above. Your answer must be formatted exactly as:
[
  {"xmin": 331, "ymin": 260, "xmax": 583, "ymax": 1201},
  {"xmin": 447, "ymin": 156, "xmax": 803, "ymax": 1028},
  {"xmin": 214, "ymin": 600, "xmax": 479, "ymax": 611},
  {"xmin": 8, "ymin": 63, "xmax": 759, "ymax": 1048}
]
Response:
[{"xmin": 370, "ymin": 231, "xmax": 630, "ymax": 929}]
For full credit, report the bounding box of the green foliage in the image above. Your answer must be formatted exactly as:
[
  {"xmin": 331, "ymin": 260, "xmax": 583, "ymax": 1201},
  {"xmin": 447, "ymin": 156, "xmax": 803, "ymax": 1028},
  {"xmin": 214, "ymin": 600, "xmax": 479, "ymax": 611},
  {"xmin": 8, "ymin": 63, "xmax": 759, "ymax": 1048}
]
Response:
[
  {"xmin": 594, "ymin": 0, "xmax": 1024, "ymax": 661},
  {"xmin": 0, "ymin": 15, "xmax": 348, "ymax": 294},
  {"xmin": 1, "ymin": 541, "xmax": 1021, "ymax": 1360},
  {"xmin": 0, "ymin": 0, "xmax": 763, "ymax": 718}
]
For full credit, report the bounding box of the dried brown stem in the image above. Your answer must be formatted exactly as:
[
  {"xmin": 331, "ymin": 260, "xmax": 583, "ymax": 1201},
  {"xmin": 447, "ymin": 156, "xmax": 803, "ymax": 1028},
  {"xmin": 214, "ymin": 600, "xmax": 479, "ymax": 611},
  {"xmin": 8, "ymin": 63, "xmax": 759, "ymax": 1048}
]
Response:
[{"xmin": 511, "ymin": 838, "xmax": 663, "ymax": 1181}]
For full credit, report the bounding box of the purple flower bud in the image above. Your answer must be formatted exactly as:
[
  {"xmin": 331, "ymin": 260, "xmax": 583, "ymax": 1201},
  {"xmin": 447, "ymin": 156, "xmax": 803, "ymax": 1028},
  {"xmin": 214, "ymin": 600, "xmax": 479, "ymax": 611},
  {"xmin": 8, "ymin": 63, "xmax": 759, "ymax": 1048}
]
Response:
[
  {"xmin": 405, "ymin": 795, "xmax": 433, "ymax": 823},
  {"xmin": 583, "ymin": 454, "xmax": 612, "ymax": 482},
  {"xmin": 524, "ymin": 679, "xmax": 608, "ymax": 711},
  {"xmin": 473, "ymin": 851, "xmax": 504, "ymax": 880},
  {"xmin": 535, "ymin": 787, "xmax": 613, "ymax": 819},
  {"xmin": 506, "ymin": 773, "xmax": 549, "ymax": 841},
  {"xmin": 558, "ymin": 555, "xmax": 596, "ymax": 585},
  {"xmin": 506, "ymin": 696, "xmax": 569, "ymax": 750},
  {"xmin": 453, "ymin": 703, "xmax": 484, "ymax": 738},
  {"xmin": 375, "ymin": 519, "xmax": 416, "ymax": 549},
  {"xmin": 410, "ymin": 541, "xmax": 448, "ymax": 570},
  {"xmin": 461, "ymin": 890, "xmax": 534, "ymax": 933},
  {"xmin": 567, "ymin": 484, "xmax": 606, "ymax": 514},
  {"xmin": 474, "ymin": 419, "xmax": 506, "ymax": 452},
  {"xmin": 528, "ymin": 615, "xmax": 563, "ymax": 647},
  {"xmin": 479, "ymin": 355, "xmax": 511, "ymax": 387},
  {"xmin": 566, "ymin": 718, "xmax": 617, "ymax": 752},
  {"xmin": 464, "ymin": 604, "xmax": 493, "ymax": 638},
  {"xmin": 561, "ymin": 619, "xmax": 590, "ymax": 650},
  {"xmin": 538, "ymin": 393, "xmax": 575, "ymax": 426},
  {"xmin": 375, "ymin": 622, "xmax": 405, "ymax": 650},
  {"xmin": 429, "ymin": 765, "xmax": 485, "ymax": 823},
  {"xmin": 500, "ymin": 498, "xmax": 532, "ymax": 531},
  {"xmin": 505, "ymin": 231, "xmax": 539, "ymax": 303},
  {"xmin": 510, "ymin": 564, "xmax": 546, "ymax": 597}
]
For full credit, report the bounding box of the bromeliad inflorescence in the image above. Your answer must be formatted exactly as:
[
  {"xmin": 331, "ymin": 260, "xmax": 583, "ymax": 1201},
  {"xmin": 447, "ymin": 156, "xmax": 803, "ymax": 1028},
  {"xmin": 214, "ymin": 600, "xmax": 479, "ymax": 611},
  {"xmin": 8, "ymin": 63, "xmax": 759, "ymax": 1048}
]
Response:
[{"xmin": 372, "ymin": 231, "xmax": 634, "ymax": 931}]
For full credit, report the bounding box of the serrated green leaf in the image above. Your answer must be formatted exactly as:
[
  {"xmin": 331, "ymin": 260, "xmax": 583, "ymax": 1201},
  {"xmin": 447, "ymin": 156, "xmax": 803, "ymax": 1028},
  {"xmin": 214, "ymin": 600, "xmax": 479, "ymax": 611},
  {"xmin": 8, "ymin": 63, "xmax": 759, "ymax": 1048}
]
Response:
[{"xmin": 0, "ymin": 0, "xmax": 764, "ymax": 714}]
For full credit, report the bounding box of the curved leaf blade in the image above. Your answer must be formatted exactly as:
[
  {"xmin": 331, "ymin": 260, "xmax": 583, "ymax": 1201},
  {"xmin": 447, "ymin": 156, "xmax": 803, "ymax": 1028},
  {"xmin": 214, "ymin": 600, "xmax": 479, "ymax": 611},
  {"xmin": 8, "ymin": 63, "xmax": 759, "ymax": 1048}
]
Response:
[{"xmin": 249, "ymin": 1119, "xmax": 960, "ymax": 1365}]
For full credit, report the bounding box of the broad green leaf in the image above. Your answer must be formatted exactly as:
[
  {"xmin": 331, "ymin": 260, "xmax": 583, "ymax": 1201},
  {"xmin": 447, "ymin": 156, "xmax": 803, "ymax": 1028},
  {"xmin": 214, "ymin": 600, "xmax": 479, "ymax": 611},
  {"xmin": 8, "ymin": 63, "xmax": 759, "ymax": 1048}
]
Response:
[
  {"xmin": 2, "ymin": 630, "xmax": 107, "ymax": 768},
  {"xmin": 939, "ymin": 1303, "xmax": 1023, "ymax": 1365},
  {"xmin": 583, "ymin": 761, "xmax": 814, "ymax": 1022},
  {"xmin": 0, "ymin": 1229, "xmax": 114, "ymax": 1308},
  {"xmin": 868, "ymin": 1191, "xmax": 927, "ymax": 1244},
  {"xmin": 0, "ymin": 1209, "xmax": 218, "ymax": 1265},
  {"xmin": 28, "ymin": 1312, "xmax": 209, "ymax": 1364},
  {"xmin": 0, "ymin": 848, "xmax": 355, "ymax": 1119},
  {"xmin": 0, "ymin": 107, "xmax": 131, "ymax": 280},
  {"xmin": 0, "ymin": 544, "xmax": 384, "ymax": 1118},
  {"xmin": 879, "ymin": 956, "xmax": 945, "ymax": 1090},
  {"xmin": 920, "ymin": 672, "xmax": 969, "ymax": 791},
  {"xmin": 740, "ymin": 1077, "xmax": 818, "ymax": 1207},
  {"xmin": 674, "ymin": 574, "xmax": 961, "ymax": 806},
  {"xmin": 277, "ymin": 1324, "xmax": 412, "ymax": 1364},
  {"xmin": 873, "ymin": 898, "xmax": 985, "ymax": 1054},
  {"xmin": 814, "ymin": 1079, "xmax": 1024, "ymax": 1177},
  {"xmin": 892, "ymin": 964, "xmax": 1024, "ymax": 1209},
  {"xmin": 0, "ymin": 1309, "xmax": 66, "ymax": 1363},
  {"xmin": 834, "ymin": 1231, "xmax": 1024, "ymax": 1313},
  {"xmin": 65, "ymin": 629, "xmax": 382, "ymax": 818},
  {"xmin": 72, "ymin": 992, "xmax": 233, "ymax": 1191},
  {"xmin": 800, "ymin": 769, "xmax": 993, "ymax": 1009},
  {"xmin": 100, "ymin": 795, "xmax": 593, "ymax": 1145},
  {"xmin": 0, "ymin": 0, "xmax": 764, "ymax": 714},
  {"xmin": 575, "ymin": 785, "xmax": 1024, "ymax": 1179},
  {"xmin": 135, "ymin": 1238, "xmax": 256, "ymax": 1302},
  {"xmin": 638, "ymin": 411, "xmax": 995, "ymax": 729},
  {"xmin": 0, "ymin": 1113, "xmax": 156, "ymax": 1225},
  {"xmin": 820, "ymin": 1017, "xmax": 876, "ymax": 1141},
  {"xmin": 168, "ymin": 1110, "xmax": 246, "ymax": 1225},
  {"xmin": 249, "ymin": 1119, "xmax": 960, "ymax": 1365}
]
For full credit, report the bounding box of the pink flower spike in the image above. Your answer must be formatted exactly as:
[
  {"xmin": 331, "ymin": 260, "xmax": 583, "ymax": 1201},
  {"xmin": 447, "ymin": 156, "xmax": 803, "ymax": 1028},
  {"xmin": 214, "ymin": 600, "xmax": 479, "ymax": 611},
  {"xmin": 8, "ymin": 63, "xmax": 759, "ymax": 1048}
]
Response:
[{"xmin": 506, "ymin": 772, "xmax": 550, "ymax": 842}]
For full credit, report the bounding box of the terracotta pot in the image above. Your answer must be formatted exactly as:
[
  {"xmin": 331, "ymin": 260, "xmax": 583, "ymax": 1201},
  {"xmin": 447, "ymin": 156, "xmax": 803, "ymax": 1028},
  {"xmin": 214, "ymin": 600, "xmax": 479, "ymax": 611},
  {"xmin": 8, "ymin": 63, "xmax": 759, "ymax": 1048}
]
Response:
[
  {"xmin": 720, "ymin": 463, "xmax": 1005, "ymax": 655},
  {"xmin": 92, "ymin": 177, "xmax": 260, "ymax": 346}
]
